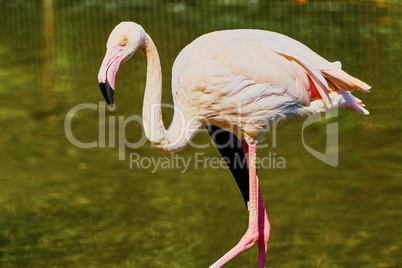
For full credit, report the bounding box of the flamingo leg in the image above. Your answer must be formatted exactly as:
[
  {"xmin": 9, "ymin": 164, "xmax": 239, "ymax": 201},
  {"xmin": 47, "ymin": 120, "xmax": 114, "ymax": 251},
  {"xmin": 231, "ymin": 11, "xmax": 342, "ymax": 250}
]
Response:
[
  {"xmin": 210, "ymin": 142, "xmax": 269, "ymax": 268},
  {"xmin": 241, "ymin": 141, "xmax": 271, "ymax": 267},
  {"xmin": 257, "ymin": 187, "xmax": 270, "ymax": 266}
]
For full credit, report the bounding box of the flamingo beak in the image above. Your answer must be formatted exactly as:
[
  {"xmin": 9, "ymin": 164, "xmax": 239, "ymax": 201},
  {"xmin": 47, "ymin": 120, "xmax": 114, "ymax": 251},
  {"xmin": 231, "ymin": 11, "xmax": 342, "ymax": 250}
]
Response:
[
  {"xmin": 99, "ymin": 79, "xmax": 114, "ymax": 107},
  {"xmin": 98, "ymin": 46, "xmax": 124, "ymax": 107}
]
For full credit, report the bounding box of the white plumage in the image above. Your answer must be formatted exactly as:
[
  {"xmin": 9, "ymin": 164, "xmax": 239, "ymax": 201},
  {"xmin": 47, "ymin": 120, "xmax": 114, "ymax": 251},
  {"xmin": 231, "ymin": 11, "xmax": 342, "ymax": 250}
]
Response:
[{"xmin": 97, "ymin": 22, "xmax": 370, "ymax": 268}]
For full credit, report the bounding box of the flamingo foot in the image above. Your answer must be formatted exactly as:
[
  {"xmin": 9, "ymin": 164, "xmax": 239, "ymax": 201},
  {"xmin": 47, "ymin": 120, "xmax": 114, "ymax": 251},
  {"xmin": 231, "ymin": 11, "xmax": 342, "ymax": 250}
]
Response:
[
  {"xmin": 209, "ymin": 191, "xmax": 270, "ymax": 268},
  {"xmin": 209, "ymin": 222, "xmax": 259, "ymax": 268}
]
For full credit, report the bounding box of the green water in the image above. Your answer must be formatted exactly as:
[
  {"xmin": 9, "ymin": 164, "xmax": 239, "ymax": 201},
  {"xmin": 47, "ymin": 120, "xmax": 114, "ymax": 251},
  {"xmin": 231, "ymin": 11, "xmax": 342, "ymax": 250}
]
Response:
[{"xmin": 1, "ymin": 1, "xmax": 401, "ymax": 267}]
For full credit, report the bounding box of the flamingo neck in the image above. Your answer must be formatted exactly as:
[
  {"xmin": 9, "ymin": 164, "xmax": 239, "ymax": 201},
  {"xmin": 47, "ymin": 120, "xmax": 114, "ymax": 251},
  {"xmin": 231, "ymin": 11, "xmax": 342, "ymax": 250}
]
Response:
[{"xmin": 140, "ymin": 33, "xmax": 201, "ymax": 153}]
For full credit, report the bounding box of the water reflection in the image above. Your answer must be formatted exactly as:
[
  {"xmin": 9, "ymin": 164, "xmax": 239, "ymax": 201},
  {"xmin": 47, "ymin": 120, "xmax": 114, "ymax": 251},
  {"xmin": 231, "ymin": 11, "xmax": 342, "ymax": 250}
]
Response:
[{"xmin": 0, "ymin": 1, "xmax": 401, "ymax": 267}]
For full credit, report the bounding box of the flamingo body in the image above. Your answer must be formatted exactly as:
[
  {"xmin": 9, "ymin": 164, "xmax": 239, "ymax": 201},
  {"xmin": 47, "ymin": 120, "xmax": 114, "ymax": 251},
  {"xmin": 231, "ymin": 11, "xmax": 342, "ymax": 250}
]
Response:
[
  {"xmin": 97, "ymin": 22, "xmax": 370, "ymax": 267},
  {"xmin": 172, "ymin": 29, "xmax": 369, "ymax": 143}
]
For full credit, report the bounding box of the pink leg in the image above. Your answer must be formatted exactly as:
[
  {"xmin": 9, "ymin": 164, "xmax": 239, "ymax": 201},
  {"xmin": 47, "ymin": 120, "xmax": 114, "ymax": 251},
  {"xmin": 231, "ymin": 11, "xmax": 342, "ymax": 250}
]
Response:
[
  {"xmin": 210, "ymin": 142, "xmax": 270, "ymax": 268},
  {"xmin": 242, "ymin": 141, "xmax": 271, "ymax": 267},
  {"xmin": 257, "ymin": 183, "xmax": 270, "ymax": 266}
]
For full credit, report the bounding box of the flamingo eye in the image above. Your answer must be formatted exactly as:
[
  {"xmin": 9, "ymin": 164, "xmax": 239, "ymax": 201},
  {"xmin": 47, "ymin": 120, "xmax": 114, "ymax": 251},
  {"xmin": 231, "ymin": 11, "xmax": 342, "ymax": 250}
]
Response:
[{"xmin": 120, "ymin": 39, "xmax": 127, "ymax": 46}]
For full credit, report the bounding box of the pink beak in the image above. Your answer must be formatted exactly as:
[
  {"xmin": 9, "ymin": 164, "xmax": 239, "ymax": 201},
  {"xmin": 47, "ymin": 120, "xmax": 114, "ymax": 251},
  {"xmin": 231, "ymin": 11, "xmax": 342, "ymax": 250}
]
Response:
[{"xmin": 98, "ymin": 46, "xmax": 124, "ymax": 106}]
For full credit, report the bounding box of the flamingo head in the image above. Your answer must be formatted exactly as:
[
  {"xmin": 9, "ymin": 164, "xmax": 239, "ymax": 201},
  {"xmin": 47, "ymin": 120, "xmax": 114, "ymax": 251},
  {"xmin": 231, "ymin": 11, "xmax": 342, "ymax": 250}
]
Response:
[{"xmin": 98, "ymin": 22, "xmax": 146, "ymax": 106}]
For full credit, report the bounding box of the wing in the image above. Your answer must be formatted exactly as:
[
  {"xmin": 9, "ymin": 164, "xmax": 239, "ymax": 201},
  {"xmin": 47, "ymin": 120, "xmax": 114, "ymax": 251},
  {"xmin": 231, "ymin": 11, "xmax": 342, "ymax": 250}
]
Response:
[{"xmin": 173, "ymin": 29, "xmax": 370, "ymax": 110}]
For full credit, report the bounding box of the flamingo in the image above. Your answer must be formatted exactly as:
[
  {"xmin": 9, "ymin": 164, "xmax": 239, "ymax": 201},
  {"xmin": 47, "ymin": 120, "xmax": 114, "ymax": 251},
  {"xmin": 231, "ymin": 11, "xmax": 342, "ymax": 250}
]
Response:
[{"xmin": 97, "ymin": 21, "xmax": 370, "ymax": 267}]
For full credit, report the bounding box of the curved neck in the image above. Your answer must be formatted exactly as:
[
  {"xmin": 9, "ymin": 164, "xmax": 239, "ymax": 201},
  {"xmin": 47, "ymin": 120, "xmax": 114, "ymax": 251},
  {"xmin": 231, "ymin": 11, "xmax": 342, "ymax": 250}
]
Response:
[{"xmin": 140, "ymin": 34, "xmax": 200, "ymax": 153}]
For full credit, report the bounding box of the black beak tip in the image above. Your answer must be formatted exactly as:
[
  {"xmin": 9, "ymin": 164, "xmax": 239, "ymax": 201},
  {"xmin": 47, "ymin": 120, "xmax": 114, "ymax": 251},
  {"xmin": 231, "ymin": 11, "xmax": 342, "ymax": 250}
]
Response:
[{"xmin": 99, "ymin": 81, "xmax": 114, "ymax": 107}]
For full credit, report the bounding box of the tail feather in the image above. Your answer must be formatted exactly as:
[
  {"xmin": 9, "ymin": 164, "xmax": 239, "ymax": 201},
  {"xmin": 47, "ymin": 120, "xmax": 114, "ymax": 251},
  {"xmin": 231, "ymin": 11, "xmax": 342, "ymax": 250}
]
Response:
[
  {"xmin": 322, "ymin": 69, "xmax": 371, "ymax": 92},
  {"xmin": 337, "ymin": 90, "xmax": 370, "ymax": 115},
  {"xmin": 307, "ymin": 90, "xmax": 369, "ymax": 116}
]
